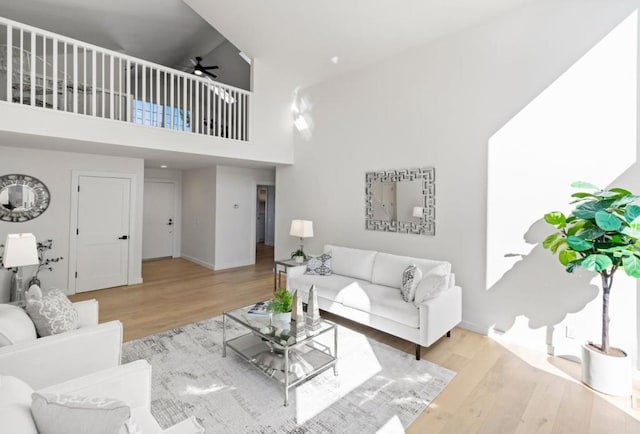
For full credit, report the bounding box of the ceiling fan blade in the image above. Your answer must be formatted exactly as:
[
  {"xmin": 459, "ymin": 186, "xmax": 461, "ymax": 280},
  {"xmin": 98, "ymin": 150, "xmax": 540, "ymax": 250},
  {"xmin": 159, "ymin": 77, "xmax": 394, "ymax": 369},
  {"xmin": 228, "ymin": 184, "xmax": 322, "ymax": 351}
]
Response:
[
  {"xmin": 204, "ymin": 70, "xmax": 218, "ymax": 79},
  {"xmin": 203, "ymin": 65, "xmax": 219, "ymax": 70}
]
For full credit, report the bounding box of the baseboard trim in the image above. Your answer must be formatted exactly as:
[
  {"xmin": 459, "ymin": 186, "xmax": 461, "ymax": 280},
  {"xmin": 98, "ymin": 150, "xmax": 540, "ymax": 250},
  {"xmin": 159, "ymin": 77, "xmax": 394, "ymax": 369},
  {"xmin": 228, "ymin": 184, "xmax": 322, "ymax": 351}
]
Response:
[
  {"xmin": 214, "ymin": 259, "xmax": 254, "ymax": 271},
  {"xmin": 459, "ymin": 320, "xmax": 490, "ymax": 335},
  {"xmin": 181, "ymin": 254, "xmax": 215, "ymax": 270},
  {"xmin": 129, "ymin": 277, "xmax": 143, "ymax": 285}
]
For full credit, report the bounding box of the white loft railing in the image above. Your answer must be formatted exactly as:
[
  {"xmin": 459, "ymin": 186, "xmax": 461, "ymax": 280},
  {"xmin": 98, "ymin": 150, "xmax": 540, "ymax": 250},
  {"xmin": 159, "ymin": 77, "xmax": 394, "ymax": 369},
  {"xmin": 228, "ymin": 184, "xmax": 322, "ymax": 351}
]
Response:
[{"xmin": 0, "ymin": 17, "xmax": 250, "ymax": 141}]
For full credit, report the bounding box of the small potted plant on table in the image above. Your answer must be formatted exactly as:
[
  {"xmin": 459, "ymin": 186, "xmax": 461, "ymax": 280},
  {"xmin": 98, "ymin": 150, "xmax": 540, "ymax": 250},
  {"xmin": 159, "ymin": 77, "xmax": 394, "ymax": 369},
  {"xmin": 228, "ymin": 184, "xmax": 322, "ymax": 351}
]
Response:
[
  {"xmin": 543, "ymin": 182, "xmax": 640, "ymax": 396},
  {"xmin": 291, "ymin": 249, "xmax": 306, "ymax": 264},
  {"xmin": 268, "ymin": 288, "xmax": 293, "ymax": 324}
]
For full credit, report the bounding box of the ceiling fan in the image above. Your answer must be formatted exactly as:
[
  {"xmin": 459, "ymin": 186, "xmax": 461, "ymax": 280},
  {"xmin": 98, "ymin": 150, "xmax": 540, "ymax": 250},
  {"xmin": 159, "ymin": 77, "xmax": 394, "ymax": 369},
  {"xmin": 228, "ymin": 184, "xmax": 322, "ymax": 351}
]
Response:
[{"xmin": 191, "ymin": 57, "xmax": 219, "ymax": 79}]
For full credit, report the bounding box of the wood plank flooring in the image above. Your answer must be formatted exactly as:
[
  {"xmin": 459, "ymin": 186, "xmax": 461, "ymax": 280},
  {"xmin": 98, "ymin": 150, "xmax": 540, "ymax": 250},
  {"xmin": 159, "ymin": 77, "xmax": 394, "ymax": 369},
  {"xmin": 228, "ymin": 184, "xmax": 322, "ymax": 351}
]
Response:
[{"xmin": 69, "ymin": 247, "xmax": 640, "ymax": 433}]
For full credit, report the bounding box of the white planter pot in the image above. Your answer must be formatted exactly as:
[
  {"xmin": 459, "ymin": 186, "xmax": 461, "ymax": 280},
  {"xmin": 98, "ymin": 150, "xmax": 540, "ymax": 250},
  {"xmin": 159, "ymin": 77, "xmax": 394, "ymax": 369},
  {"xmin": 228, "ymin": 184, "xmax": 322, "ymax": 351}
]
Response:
[
  {"xmin": 581, "ymin": 343, "xmax": 631, "ymax": 396},
  {"xmin": 273, "ymin": 312, "xmax": 292, "ymax": 325},
  {"xmin": 294, "ymin": 256, "xmax": 304, "ymax": 264}
]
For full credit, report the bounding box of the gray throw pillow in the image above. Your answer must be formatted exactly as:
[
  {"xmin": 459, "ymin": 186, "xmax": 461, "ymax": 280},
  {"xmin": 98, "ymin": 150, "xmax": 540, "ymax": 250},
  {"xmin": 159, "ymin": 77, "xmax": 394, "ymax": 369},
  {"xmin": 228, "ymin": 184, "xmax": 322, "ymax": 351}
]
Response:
[
  {"xmin": 401, "ymin": 264, "xmax": 423, "ymax": 302},
  {"xmin": 305, "ymin": 253, "xmax": 333, "ymax": 276},
  {"xmin": 26, "ymin": 289, "xmax": 79, "ymax": 337},
  {"xmin": 31, "ymin": 393, "xmax": 131, "ymax": 434}
]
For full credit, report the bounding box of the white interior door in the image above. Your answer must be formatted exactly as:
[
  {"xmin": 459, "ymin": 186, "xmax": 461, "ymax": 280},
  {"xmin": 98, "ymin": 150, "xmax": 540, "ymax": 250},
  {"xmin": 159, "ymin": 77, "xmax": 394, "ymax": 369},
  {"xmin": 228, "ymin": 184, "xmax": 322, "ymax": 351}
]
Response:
[
  {"xmin": 76, "ymin": 176, "xmax": 131, "ymax": 293},
  {"xmin": 143, "ymin": 181, "xmax": 175, "ymax": 259}
]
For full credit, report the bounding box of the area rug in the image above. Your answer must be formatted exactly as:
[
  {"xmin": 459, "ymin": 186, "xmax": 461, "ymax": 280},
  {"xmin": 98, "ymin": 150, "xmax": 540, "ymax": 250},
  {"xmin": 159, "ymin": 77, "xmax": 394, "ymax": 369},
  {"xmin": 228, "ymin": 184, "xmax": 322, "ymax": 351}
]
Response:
[{"xmin": 122, "ymin": 316, "xmax": 455, "ymax": 434}]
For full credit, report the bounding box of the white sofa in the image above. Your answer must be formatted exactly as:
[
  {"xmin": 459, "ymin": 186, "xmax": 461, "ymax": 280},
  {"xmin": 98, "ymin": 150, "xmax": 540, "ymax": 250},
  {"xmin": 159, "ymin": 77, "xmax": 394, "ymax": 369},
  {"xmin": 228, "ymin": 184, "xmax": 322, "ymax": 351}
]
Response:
[
  {"xmin": 0, "ymin": 300, "xmax": 123, "ymax": 389},
  {"xmin": 287, "ymin": 245, "xmax": 462, "ymax": 359},
  {"xmin": 0, "ymin": 360, "xmax": 203, "ymax": 434}
]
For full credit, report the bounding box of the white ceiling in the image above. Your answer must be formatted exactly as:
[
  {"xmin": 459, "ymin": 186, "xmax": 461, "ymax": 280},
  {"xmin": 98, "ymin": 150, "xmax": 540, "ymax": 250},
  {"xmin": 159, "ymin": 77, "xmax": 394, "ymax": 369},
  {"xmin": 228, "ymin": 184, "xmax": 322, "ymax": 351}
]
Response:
[
  {"xmin": 185, "ymin": 0, "xmax": 536, "ymax": 87},
  {"xmin": 0, "ymin": 0, "xmax": 226, "ymax": 69},
  {"xmin": 1, "ymin": 0, "xmax": 539, "ymax": 89}
]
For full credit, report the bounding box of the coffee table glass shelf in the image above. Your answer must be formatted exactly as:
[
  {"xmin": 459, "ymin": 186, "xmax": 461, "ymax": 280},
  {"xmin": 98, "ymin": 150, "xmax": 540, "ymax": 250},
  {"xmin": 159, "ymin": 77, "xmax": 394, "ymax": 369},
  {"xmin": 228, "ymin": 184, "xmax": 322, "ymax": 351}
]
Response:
[{"xmin": 223, "ymin": 303, "xmax": 338, "ymax": 406}]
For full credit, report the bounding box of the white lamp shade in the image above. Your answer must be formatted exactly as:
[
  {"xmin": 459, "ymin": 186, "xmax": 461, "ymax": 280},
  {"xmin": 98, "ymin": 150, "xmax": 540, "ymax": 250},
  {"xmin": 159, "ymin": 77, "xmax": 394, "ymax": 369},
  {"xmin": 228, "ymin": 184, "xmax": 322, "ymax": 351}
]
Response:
[
  {"xmin": 413, "ymin": 207, "xmax": 424, "ymax": 218},
  {"xmin": 289, "ymin": 220, "xmax": 314, "ymax": 238},
  {"xmin": 3, "ymin": 233, "xmax": 39, "ymax": 268}
]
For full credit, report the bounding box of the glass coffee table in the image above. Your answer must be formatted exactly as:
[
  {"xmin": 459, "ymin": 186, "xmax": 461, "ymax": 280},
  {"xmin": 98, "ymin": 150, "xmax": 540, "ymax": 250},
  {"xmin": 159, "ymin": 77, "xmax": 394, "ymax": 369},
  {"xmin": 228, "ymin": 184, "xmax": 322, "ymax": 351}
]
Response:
[{"xmin": 223, "ymin": 303, "xmax": 338, "ymax": 406}]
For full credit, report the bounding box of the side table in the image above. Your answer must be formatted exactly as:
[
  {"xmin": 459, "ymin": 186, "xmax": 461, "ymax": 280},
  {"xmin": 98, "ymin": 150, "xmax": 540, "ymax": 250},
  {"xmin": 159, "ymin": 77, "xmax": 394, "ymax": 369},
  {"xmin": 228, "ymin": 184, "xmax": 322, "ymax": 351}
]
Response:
[{"xmin": 274, "ymin": 258, "xmax": 307, "ymax": 291}]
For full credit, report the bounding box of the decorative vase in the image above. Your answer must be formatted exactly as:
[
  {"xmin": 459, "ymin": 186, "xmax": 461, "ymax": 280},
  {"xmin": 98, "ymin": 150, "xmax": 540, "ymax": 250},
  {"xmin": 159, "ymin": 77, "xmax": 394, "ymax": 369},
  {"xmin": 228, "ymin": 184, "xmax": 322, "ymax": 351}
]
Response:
[
  {"xmin": 306, "ymin": 285, "xmax": 321, "ymax": 331},
  {"xmin": 581, "ymin": 343, "xmax": 631, "ymax": 396},
  {"xmin": 9, "ymin": 271, "xmax": 21, "ymax": 302},
  {"xmin": 291, "ymin": 290, "xmax": 306, "ymax": 340},
  {"xmin": 294, "ymin": 255, "xmax": 304, "ymax": 264}
]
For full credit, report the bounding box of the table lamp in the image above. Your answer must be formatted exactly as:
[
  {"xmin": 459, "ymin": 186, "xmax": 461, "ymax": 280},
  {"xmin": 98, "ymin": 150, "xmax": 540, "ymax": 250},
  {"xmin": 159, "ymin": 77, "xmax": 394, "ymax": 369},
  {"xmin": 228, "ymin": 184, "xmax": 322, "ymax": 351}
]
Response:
[
  {"xmin": 289, "ymin": 220, "xmax": 313, "ymax": 262},
  {"xmin": 3, "ymin": 233, "xmax": 39, "ymax": 302}
]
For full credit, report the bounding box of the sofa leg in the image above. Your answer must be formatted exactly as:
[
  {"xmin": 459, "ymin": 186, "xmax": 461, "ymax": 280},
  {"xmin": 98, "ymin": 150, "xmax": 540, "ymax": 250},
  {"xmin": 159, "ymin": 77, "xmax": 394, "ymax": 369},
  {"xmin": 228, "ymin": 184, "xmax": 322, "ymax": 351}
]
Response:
[
  {"xmin": 415, "ymin": 344, "xmax": 421, "ymax": 360},
  {"xmin": 447, "ymin": 330, "xmax": 451, "ymax": 338}
]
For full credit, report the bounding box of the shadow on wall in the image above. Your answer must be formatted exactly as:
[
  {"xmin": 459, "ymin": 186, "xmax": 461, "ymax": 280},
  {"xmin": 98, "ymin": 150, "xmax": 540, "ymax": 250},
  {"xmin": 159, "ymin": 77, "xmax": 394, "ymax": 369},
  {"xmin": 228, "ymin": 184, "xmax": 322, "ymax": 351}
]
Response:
[
  {"xmin": 485, "ymin": 219, "xmax": 599, "ymax": 334},
  {"xmin": 483, "ymin": 9, "xmax": 639, "ymax": 355}
]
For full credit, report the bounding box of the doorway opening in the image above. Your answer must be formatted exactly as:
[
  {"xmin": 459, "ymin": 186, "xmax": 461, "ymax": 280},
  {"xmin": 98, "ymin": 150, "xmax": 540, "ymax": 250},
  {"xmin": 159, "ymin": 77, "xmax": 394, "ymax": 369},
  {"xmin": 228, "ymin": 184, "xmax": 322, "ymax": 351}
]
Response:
[
  {"xmin": 256, "ymin": 185, "xmax": 275, "ymax": 263},
  {"xmin": 143, "ymin": 180, "xmax": 178, "ymax": 260}
]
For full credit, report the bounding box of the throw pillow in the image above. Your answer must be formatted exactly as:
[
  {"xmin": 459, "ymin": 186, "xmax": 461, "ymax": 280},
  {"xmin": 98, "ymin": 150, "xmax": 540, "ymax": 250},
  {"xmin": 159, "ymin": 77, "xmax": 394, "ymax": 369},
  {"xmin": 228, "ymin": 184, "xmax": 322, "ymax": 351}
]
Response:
[
  {"xmin": 26, "ymin": 289, "xmax": 79, "ymax": 337},
  {"xmin": 400, "ymin": 264, "xmax": 423, "ymax": 302},
  {"xmin": 31, "ymin": 393, "xmax": 131, "ymax": 434},
  {"xmin": 0, "ymin": 304, "xmax": 37, "ymax": 347},
  {"xmin": 305, "ymin": 253, "xmax": 333, "ymax": 276},
  {"xmin": 414, "ymin": 264, "xmax": 450, "ymax": 305},
  {"xmin": 0, "ymin": 376, "xmax": 38, "ymax": 434}
]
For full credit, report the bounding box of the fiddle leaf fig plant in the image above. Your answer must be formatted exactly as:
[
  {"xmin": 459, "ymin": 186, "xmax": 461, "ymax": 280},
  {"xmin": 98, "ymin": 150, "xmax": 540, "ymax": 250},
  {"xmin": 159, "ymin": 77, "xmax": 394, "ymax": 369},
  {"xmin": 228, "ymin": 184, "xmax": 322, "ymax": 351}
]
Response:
[{"xmin": 543, "ymin": 182, "xmax": 640, "ymax": 355}]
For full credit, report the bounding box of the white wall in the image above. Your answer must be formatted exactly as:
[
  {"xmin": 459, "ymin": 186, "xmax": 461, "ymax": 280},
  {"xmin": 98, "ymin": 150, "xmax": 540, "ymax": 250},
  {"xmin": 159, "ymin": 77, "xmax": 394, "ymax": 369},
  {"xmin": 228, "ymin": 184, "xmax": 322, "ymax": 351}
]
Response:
[
  {"xmin": 144, "ymin": 168, "xmax": 182, "ymax": 258},
  {"xmin": 0, "ymin": 145, "xmax": 144, "ymax": 299},
  {"xmin": 207, "ymin": 40, "xmax": 251, "ymax": 91},
  {"xmin": 276, "ymin": 0, "xmax": 640, "ymax": 366},
  {"xmin": 214, "ymin": 165, "xmax": 275, "ymax": 269},
  {"xmin": 181, "ymin": 166, "xmax": 216, "ymax": 268}
]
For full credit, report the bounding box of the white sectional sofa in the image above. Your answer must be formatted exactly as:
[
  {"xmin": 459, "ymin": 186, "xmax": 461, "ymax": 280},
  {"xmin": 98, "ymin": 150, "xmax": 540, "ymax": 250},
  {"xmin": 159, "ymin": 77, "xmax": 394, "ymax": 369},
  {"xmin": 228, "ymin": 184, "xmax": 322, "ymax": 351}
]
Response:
[
  {"xmin": 1, "ymin": 360, "xmax": 203, "ymax": 434},
  {"xmin": 0, "ymin": 300, "xmax": 123, "ymax": 389},
  {"xmin": 287, "ymin": 245, "xmax": 462, "ymax": 360}
]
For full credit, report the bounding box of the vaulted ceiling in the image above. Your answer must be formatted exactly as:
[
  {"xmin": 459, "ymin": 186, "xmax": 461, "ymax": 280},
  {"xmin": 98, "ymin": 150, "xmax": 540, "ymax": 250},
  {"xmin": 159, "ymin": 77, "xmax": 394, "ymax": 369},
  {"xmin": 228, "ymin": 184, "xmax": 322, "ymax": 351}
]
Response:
[
  {"xmin": 0, "ymin": 0, "xmax": 226, "ymax": 70},
  {"xmin": 3, "ymin": 0, "xmax": 540, "ymax": 90},
  {"xmin": 184, "ymin": 0, "xmax": 537, "ymax": 87}
]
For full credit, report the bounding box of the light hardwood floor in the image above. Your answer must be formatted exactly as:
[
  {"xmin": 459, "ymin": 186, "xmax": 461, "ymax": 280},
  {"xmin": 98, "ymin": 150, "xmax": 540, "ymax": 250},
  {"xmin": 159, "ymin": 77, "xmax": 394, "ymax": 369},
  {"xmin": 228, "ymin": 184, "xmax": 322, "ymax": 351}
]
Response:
[{"xmin": 69, "ymin": 249, "xmax": 640, "ymax": 434}]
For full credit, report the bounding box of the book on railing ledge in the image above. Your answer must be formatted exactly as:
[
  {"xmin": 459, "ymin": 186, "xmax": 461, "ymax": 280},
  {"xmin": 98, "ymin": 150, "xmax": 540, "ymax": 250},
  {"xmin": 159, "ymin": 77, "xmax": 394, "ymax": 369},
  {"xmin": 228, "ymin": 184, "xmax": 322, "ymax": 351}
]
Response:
[{"xmin": 248, "ymin": 301, "xmax": 269, "ymax": 316}]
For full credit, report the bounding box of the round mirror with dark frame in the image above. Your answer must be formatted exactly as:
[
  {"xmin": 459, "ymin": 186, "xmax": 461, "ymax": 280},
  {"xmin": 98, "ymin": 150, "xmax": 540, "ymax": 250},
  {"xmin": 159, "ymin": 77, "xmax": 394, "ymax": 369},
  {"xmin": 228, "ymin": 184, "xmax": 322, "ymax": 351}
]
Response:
[{"xmin": 0, "ymin": 174, "xmax": 50, "ymax": 222}]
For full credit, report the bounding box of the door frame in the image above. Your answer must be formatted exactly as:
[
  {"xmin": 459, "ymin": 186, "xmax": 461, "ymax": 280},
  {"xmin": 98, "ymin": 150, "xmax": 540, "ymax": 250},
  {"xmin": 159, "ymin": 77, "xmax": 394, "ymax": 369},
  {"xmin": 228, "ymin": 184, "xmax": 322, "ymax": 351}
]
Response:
[
  {"xmin": 251, "ymin": 180, "xmax": 275, "ymax": 264},
  {"xmin": 143, "ymin": 178, "xmax": 180, "ymax": 259},
  {"xmin": 68, "ymin": 170, "xmax": 138, "ymax": 294}
]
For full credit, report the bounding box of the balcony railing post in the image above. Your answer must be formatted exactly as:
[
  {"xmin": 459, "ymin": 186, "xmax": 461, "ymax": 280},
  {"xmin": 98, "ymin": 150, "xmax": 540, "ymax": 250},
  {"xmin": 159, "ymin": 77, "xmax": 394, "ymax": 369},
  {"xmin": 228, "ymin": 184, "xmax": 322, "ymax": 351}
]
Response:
[
  {"xmin": 6, "ymin": 24, "xmax": 12, "ymax": 103},
  {"xmin": 30, "ymin": 31, "xmax": 35, "ymax": 106},
  {"xmin": 109, "ymin": 54, "xmax": 114, "ymax": 120},
  {"xmin": 53, "ymin": 38, "xmax": 58, "ymax": 110},
  {"xmin": 170, "ymin": 72, "xmax": 174, "ymax": 129},
  {"xmin": 72, "ymin": 43, "xmax": 78, "ymax": 113},
  {"xmin": 41, "ymin": 35, "xmax": 46, "ymax": 108}
]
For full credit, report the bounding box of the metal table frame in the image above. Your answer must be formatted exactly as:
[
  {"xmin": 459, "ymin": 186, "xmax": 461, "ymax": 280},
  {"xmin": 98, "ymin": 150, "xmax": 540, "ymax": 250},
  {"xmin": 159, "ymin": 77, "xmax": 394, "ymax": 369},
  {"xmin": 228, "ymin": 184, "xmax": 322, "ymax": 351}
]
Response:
[
  {"xmin": 273, "ymin": 258, "xmax": 307, "ymax": 291},
  {"xmin": 222, "ymin": 306, "xmax": 338, "ymax": 406}
]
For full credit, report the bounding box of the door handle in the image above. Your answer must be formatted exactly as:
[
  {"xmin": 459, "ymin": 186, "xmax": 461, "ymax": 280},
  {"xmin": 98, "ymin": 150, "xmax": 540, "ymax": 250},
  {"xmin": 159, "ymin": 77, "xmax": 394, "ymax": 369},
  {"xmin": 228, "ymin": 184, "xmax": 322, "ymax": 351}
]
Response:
[
  {"xmin": 167, "ymin": 218, "xmax": 173, "ymax": 226},
  {"xmin": 118, "ymin": 235, "xmax": 129, "ymax": 240}
]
